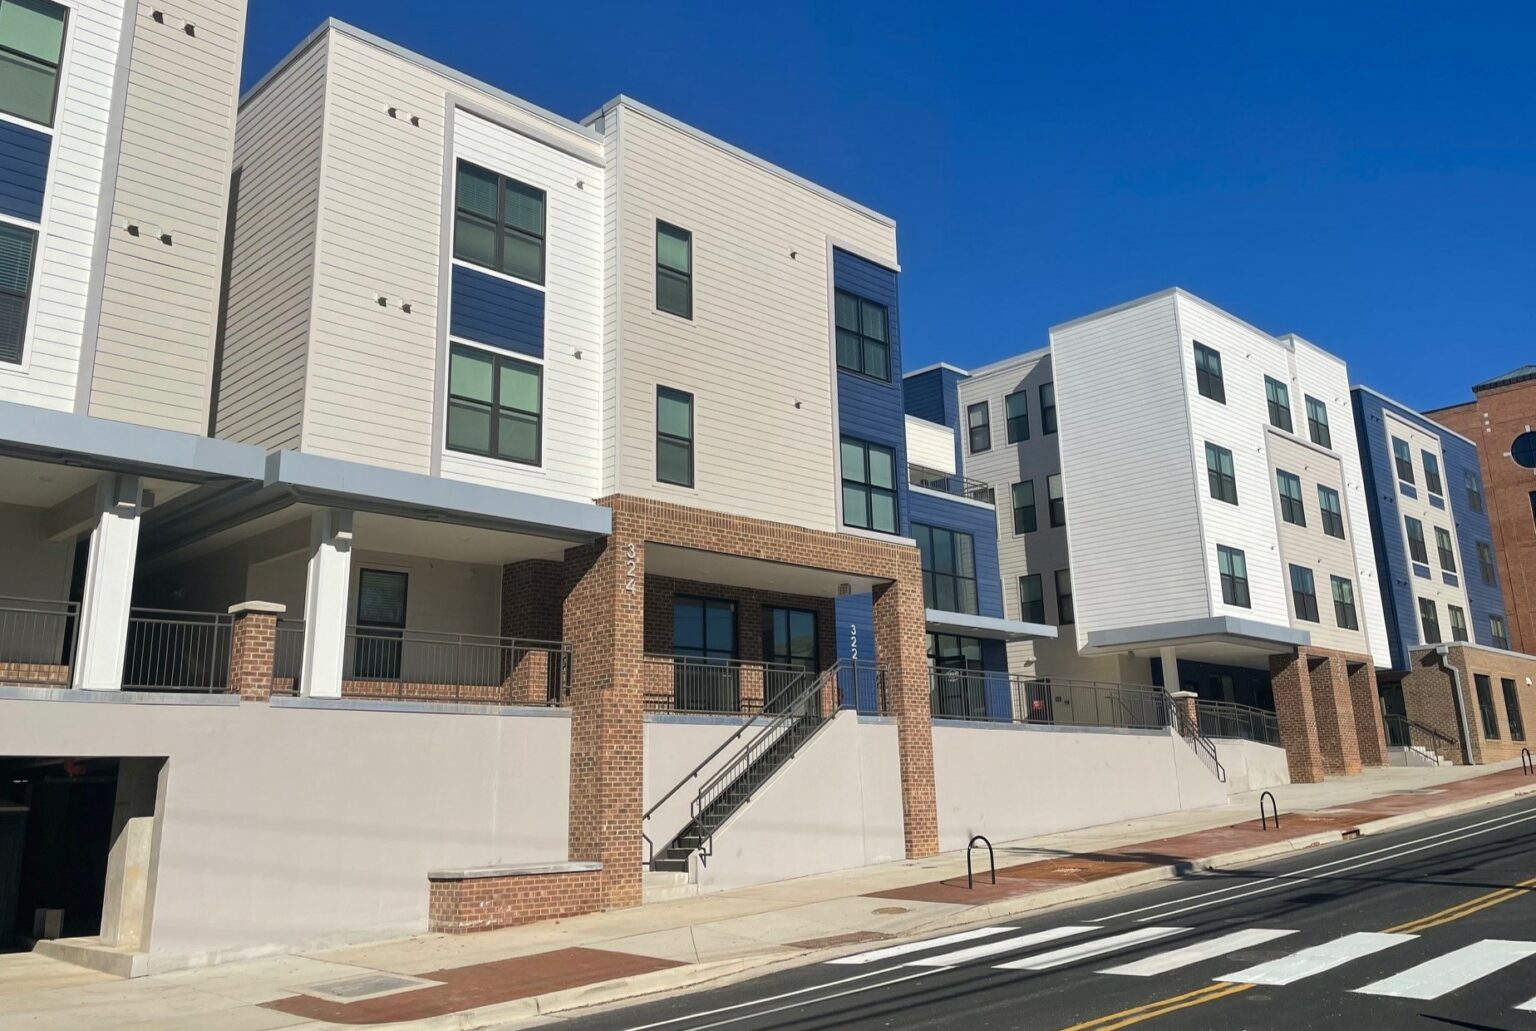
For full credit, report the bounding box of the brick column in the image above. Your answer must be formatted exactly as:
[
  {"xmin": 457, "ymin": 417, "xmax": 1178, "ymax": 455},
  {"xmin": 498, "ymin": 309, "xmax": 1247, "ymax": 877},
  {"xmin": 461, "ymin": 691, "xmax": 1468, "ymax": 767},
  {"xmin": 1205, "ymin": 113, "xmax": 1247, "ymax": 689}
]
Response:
[
  {"xmin": 740, "ymin": 664, "xmax": 765, "ymax": 714},
  {"xmin": 872, "ymin": 552, "xmax": 938, "ymax": 859},
  {"xmin": 227, "ymin": 601, "xmax": 284, "ymax": 701},
  {"xmin": 1271, "ymin": 649, "xmax": 1326, "ymax": 783},
  {"xmin": 1347, "ymin": 660, "xmax": 1388, "ymax": 767},
  {"xmin": 1167, "ymin": 690, "xmax": 1199, "ymax": 731},
  {"xmin": 505, "ymin": 649, "xmax": 550, "ymax": 705},
  {"xmin": 562, "ymin": 507, "xmax": 645, "ymax": 910},
  {"xmin": 1309, "ymin": 651, "xmax": 1363, "ymax": 776}
]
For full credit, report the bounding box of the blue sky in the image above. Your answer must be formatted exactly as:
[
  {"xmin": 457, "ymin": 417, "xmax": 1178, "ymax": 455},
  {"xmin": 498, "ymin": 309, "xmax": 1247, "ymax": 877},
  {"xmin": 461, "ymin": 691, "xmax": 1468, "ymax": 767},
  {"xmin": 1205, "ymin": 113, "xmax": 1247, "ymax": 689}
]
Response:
[{"xmin": 241, "ymin": 2, "xmax": 1534, "ymax": 411}]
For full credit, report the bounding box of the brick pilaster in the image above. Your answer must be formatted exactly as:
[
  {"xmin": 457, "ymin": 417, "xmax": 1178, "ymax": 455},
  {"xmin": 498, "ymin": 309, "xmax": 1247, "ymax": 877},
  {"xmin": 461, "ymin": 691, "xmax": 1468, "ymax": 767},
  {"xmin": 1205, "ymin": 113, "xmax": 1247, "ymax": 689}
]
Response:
[
  {"xmin": 873, "ymin": 555, "xmax": 939, "ymax": 859},
  {"xmin": 1167, "ymin": 690, "xmax": 1199, "ymax": 731},
  {"xmin": 1308, "ymin": 652, "xmax": 1363, "ymax": 776},
  {"xmin": 1347, "ymin": 660, "xmax": 1388, "ymax": 767},
  {"xmin": 505, "ymin": 649, "xmax": 551, "ymax": 705},
  {"xmin": 227, "ymin": 602, "xmax": 283, "ymax": 701},
  {"xmin": 1271, "ymin": 649, "xmax": 1326, "ymax": 783}
]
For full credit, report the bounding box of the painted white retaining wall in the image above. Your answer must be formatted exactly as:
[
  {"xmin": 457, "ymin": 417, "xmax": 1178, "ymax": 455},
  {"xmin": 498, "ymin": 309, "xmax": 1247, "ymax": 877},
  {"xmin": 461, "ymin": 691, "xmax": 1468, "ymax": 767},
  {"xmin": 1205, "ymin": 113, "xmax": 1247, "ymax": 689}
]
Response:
[
  {"xmin": 1214, "ymin": 738, "xmax": 1291, "ymax": 794},
  {"xmin": 643, "ymin": 716, "xmax": 756, "ymax": 858}
]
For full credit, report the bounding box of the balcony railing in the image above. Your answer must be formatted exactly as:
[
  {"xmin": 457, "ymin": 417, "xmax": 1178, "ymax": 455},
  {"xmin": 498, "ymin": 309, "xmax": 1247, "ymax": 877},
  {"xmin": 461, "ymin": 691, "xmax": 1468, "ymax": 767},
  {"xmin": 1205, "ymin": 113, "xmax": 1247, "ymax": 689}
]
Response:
[
  {"xmin": 1195, "ymin": 699, "xmax": 1281, "ymax": 746},
  {"xmin": 122, "ymin": 608, "xmax": 233, "ymax": 692},
  {"xmin": 272, "ymin": 618, "xmax": 305, "ymax": 696},
  {"xmin": 834, "ymin": 661, "xmax": 890, "ymax": 715},
  {"xmin": 0, "ymin": 596, "xmax": 78, "ymax": 686},
  {"xmin": 930, "ymin": 668, "xmax": 1169, "ymax": 730},
  {"xmin": 343, "ymin": 627, "xmax": 570, "ymax": 704},
  {"xmin": 909, "ymin": 466, "xmax": 996, "ymax": 505},
  {"xmin": 642, "ymin": 654, "xmax": 807, "ymax": 715}
]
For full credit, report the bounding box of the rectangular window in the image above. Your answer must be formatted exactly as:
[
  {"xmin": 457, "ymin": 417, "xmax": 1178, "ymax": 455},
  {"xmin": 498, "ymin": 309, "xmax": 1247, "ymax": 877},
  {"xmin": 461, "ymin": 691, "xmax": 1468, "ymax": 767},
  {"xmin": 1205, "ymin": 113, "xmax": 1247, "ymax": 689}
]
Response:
[
  {"xmin": 914, "ymin": 524, "xmax": 978, "ymax": 615},
  {"xmin": 1047, "ymin": 472, "xmax": 1065, "ymax": 527},
  {"xmin": 834, "ymin": 289, "xmax": 890, "ymax": 381},
  {"xmin": 1055, "ymin": 569, "xmax": 1074, "ymax": 625},
  {"xmin": 1491, "ymin": 615, "xmax": 1510, "ymax": 650},
  {"xmin": 967, "ymin": 401, "xmax": 991, "ymax": 453},
  {"xmin": 1218, "ymin": 545, "xmax": 1251, "ymax": 608},
  {"xmin": 1040, "ymin": 382, "xmax": 1057, "ymax": 434},
  {"xmin": 0, "ymin": 222, "xmax": 37, "ymax": 365},
  {"xmin": 453, "ymin": 161, "xmax": 546, "ymax": 284},
  {"xmin": 656, "ymin": 387, "xmax": 694, "ymax": 486},
  {"xmin": 0, "ymin": 0, "xmax": 67, "ymax": 126},
  {"xmin": 1478, "ymin": 541, "xmax": 1497, "ymax": 584},
  {"xmin": 841, "ymin": 437, "xmax": 898, "ymax": 533},
  {"xmin": 656, "ymin": 221, "xmax": 693, "ymax": 319},
  {"xmin": 1277, "ymin": 470, "xmax": 1306, "ymax": 527},
  {"xmin": 1305, "ymin": 395, "xmax": 1332, "ymax": 449},
  {"xmin": 1205, "ymin": 443, "xmax": 1238, "ymax": 505},
  {"xmin": 1502, "ymin": 679, "xmax": 1525, "ymax": 741},
  {"xmin": 1434, "ymin": 526, "xmax": 1456, "ymax": 572},
  {"xmin": 1449, "ymin": 604, "xmax": 1469, "ymax": 643},
  {"xmin": 1422, "ymin": 451, "xmax": 1443, "ymax": 496},
  {"xmin": 354, "ymin": 569, "xmax": 408, "ymax": 680},
  {"xmin": 1466, "ymin": 467, "xmax": 1484, "ymax": 513},
  {"xmin": 1264, "ymin": 376, "xmax": 1293, "ymax": 432},
  {"xmin": 1011, "ymin": 480, "xmax": 1037, "ymax": 534},
  {"xmin": 1418, "ymin": 598, "xmax": 1441, "ymax": 644},
  {"xmin": 1318, "ymin": 485, "xmax": 1345, "ymax": 539},
  {"xmin": 445, "ymin": 345, "xmax": 543, "ymax": 465},
  {"xmin": 1392, "ymin": 437, "xmax": 1415, "ymax": 483},
  {"xmin": 1405, "ymin": 517, "xmax": 1429, "ymax": 564},
  {"xmin": 1004, "ymin": 391, "xmax": 1029, "ymax": 443},
  {"xmin": 1019, "ymin": 574, "xmax": 1045, "ymax": 623},
  {"xmin": 1290, "ymin": 564, "xmax": 1319, "ymax": 623},
  {"xmin": 1193, "ymin": 342, "xmax": 1225, "ymax": 403},
  {"xmin": 1474, "ymin": 674, "xmax": 1500, "ymax": 739},
  {"xmin": 1331, "ymin": 575, "xmax": 1359, "ymax": 630}
]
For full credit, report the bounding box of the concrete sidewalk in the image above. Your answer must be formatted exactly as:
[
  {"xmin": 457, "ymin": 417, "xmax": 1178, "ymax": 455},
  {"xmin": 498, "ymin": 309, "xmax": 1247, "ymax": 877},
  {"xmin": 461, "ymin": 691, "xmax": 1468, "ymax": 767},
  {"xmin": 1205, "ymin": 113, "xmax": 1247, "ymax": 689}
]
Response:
[{"xmin": 4, "ymin": 761, "xmax": 1533, "ymax": 1030}]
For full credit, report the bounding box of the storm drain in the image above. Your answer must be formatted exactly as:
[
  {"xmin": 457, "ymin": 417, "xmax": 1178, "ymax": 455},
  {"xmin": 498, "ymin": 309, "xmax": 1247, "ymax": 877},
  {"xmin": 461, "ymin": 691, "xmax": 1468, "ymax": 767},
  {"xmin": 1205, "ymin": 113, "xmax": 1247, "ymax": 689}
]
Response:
[{"xmin": 297, "ymin": 972, "xmax": 438, "ymax": 1004}]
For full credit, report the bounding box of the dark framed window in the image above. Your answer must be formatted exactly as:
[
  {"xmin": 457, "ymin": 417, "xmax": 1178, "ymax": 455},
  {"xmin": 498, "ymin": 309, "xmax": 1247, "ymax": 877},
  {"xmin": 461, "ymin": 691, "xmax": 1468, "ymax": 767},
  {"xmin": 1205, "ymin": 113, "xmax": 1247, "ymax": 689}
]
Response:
[
  {"xmin": 0, "ymin": 0, "xmax": 67, "ymax": 126},
  {"xmin": 1331, "ymin": 575, "xmax": 1359, "ymax": 630},
  {"xmin": 1434, "ymin": 526, "xmax": 1456, "ymax": 572},
  {"xmin": 1305, "ymin": 395, "xmax": 1332, "ymax": 449},
  {"xmin": 0, "ymin": 222, "xmax": 37, "ymax": 365},
  {"xmin": 1492, "ymin": 615, "xmax": 1510, "ymax": 650},
  {"xmin": 1449, "ymin": 604, "xmax": 1469, "ymax": 643},
  {"xmin": 835, "ymin": 289, "xmax": 890, "ymax": 381},
  {"xmin": 1047, "ymin": 473, "xmax": 1065, "ymax": 527},
  {"xmin": 1205, "ymin": 443, "xmax": 1237, "ymax": 504},
  {"xmin": 453, "ymin": 161, "xmax": 545, "ymax": 284},
  {"xmin": 1502, "ymin": 679, "xmax": 1525, "ymax": 741},
  {"xmin": 1277, "ymin": 470, "xmax": 1306, "ymax": 527},
  {"xmin": 1019, "ymin": 573, "xmax": 1045, "ymax": 623},
  {"xmin": 1218, "ymin": 545, "xmax": 1250, "ymax": 608},
  {"xmin": 656, "ymin": 386, "xmax": 694, "ymax": 487},
  {"xmin": 967, "ymin": 401, "xmax": 991, "ymax": 453},
  {"xmin": 1465, "ymin": 467, "xmax": 1484, "ymax": 513},
  {"xmin": 1290, "ymin": 564, "xmax": 1319, "ymax": 623},
  {"xmin": 1405, "ymin": 516, "xmax": 1429, "ymax": 564},
  {"xmin": 1055, "ymin": 568, "xmax": 1074, "ymax": 625},
  {"xmin": 1193, "ymin": 342, "xmax": 1225, "ymax": 403},
  {"xmin": 445, "ymin": 344, "xmax": 543, "ymax": 465},
  {"xmin": 841, "ymin": 437, "xmax": 897, "ymax": 533},
  {"xmin": 914, "ymin": 524, "xmax": 979, "ymax": 615},
  {"xmin": 1004, "ymin": 391, "xmax": 1029, "ymax": 443},
  {"xmin": 1422, "ymin": 451, "xmax": 1443, "ymax": 496},
  {"xmin": 1264, "ymin": 376, "xmax": 1292, "ymax": 432},
  {"xmin": 1318, "ymin": 485, "xmax": 1345, "ymax": 539},
  {"xmin": 1040, "ymin": 382, "xmax": 1057, "ymax": 434},
  {"xmin": 1418, "ymin": 597, "xmax": 1441, "ymax": 644},
  {"xmin": 1474, "ymin": 674, "xmax": 1500, "ymax": 739},
  {"xmin": 656, "ymin": 221, "xmax": 693, "ymax": 319},
  {"xmin": 353, "ymin": 569, "xmax": 408, "ymax": 680},
  {"xmin": 1478, "ymin": 541, "xmax": 1497, "ymax": 584},
  {"xmin": 1011, "ymin": 480, "xmax": 1037, "ymax": 534},
  {"xmin": 1514, "ymin": 432, "xmax": 1536, "ymax": 469},
  {"xmin": 765, "ymin": 607, "xmax": 817, "ymax": 673},
  {"xmin": 674, "ymin": 596, "xmax": 736, "ymax": 659},
  {"xmin": 1392, "ymin": 437, "xmax": 1415, "ymax": 483}
]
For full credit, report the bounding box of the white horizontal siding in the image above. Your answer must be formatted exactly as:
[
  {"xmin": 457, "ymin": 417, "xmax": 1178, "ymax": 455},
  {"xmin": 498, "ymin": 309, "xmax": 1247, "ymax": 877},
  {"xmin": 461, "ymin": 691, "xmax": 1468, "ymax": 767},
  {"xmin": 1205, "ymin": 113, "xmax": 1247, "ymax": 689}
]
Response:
[{"xmin": 905, "ymin": 415, "xmax": 956, "ymax": 475}]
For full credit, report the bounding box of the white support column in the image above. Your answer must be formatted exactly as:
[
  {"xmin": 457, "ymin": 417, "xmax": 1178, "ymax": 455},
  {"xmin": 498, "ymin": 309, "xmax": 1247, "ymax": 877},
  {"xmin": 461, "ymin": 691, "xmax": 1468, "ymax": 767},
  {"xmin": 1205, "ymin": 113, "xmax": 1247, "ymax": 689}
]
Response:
[
  {"xmin": 300, "ymin": 509, "xmax": 354, "ymax": 699},
  {"xmin": 71, "ymin": 475, "xmax": 143, "ymax": 691}
]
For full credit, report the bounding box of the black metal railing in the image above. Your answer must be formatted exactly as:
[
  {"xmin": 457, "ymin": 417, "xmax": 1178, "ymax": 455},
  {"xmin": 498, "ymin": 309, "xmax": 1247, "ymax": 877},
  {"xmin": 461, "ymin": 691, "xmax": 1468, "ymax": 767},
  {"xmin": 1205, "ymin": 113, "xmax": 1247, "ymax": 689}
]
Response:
[
  {"xmin": 1171, "ymin": 698, "xmax": 1227, "ymax": 783},
  {"xmin": 909, "ymin": 466, "xmax": 996, "ymax": 504},
  {"xmin": 0, "ymin": 596, "xmax": 79, "ymax": 682},
  {"xmin": 1195, "ymin": 699, "xmax": 1281, "ymax": 746},
  {"xmin": 122, "ymin": 608, "xmax": 233, "ymax": 692},
  {"xmin": 343, "ymin": 627, "xmax": 571, "ymax": 704},
  {"xmin": 929, "ymin": 669, "xmax": 1169, "ymax": 730},
  {"xmin": 836, "ymin": 661, "xmax": 890, "ymax": 715},
  {"xmin": 1383, "ymin": 713, "xmax": 1457, "ymax": 765},
  {"xmin": 272, "ymin": 618, "xmax": 305, "ymax": 696},
  {"xmin": 642, "ymin": 654, "xmax": 804, "ymax": 715}
]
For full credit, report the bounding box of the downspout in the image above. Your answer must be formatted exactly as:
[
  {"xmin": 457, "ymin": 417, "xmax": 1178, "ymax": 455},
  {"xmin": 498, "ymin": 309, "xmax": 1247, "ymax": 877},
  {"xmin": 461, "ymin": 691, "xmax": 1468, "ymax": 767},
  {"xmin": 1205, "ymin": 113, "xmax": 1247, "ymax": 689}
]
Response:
[{"xmin": 1434, "ymin": 645, "xmax": 1475, "ymax": 765}]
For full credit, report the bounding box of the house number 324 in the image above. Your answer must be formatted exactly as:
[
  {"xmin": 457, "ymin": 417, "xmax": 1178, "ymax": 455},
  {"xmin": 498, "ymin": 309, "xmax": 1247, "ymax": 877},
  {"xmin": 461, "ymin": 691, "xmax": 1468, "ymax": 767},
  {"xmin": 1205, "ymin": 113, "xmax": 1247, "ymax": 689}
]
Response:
[{"xmin": 623, "ymin": 542, "xmax": 638, "ymax": 594}]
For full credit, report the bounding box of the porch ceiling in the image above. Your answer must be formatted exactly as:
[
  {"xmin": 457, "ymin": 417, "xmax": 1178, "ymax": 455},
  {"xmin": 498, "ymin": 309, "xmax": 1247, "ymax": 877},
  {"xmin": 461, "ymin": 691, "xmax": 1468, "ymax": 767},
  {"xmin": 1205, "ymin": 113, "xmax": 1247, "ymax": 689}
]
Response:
[
  {"xmin": 1083, "ymin": 615, "xmax": 1310, "ymax": 671},
  {"xmin": 0, "ymin": 456, "xmax": 195, "ymax": 514},
  {"xmin": 645, "ymin": 543, "xmax": 887, "ymax": 598}
]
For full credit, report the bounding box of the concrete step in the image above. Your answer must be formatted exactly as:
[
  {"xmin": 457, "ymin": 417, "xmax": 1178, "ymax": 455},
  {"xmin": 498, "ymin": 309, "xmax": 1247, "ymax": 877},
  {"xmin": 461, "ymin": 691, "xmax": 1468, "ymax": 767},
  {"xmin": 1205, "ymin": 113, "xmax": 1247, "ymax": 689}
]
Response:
[{"xmin": 642, "ymin": 869, "xmax": 697, "ymax": 904}]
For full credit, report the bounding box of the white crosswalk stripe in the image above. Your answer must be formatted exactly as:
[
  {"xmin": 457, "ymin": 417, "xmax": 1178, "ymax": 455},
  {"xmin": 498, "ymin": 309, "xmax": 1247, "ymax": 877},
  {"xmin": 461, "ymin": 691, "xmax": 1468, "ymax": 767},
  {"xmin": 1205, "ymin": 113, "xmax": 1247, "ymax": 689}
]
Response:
[
  {"xmin": 1216, "ymin": 931, "xmax": 1416, "ymax": 986},
  {"xmin": 1099, "ymin": 928, "xmax": 1300, "ymax": 977},
  {"xmin": 826, "ymin": 926, "xmax": 1017, "ymax": 965},
  {"xmin": 996, "ymin": 927, "xmax": 1188, "ymax": 971},
  {"xmin": 1518, "ymin": 994, "xmax": 1536, "ymax": 1012},
  {"xmin": 905, "ymin": 925, "xmax": 1101, "ymax": 968},
  {"xmin": 1354, "ymin": 939, "xmax": 1536, "ymax": 1000}
]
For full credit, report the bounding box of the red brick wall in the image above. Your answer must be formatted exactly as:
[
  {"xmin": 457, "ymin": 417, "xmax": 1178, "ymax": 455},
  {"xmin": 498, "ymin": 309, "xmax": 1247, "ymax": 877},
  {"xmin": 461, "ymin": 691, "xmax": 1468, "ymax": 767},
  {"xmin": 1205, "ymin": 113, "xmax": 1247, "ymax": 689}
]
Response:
[
  {"xmin": 1404, "ymin": 644, "xmax": 1536, "ymax": 764},
  {"xmin": 501, "ymin": 560, "xmax": 566, "ymax": 642},
  {"xmin": 1270, "ymin": 646, "xmax": 1381, "ymax": 782},
  {"xmin": 228, "ymin": 609, "xmax": 278, "ymax": 701},
  {"xmin": 427, "ymin": 869, "xmax": 603, "ymax": 933},
  {"xmin": 641, "ymin": 575, "xmax": 837, "ymax": 671},
  {"xmin": 0, "ymin": 662, "xmax": 70, "ymax": 687}
]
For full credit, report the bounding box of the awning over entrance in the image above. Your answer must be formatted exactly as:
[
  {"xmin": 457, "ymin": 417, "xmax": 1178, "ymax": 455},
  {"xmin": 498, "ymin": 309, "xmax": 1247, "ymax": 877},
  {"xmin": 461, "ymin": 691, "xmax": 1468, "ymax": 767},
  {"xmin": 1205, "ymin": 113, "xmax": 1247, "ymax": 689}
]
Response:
[{"xmin": 925, "ymin": 609, "xmax": 1057, "ymax": 643}]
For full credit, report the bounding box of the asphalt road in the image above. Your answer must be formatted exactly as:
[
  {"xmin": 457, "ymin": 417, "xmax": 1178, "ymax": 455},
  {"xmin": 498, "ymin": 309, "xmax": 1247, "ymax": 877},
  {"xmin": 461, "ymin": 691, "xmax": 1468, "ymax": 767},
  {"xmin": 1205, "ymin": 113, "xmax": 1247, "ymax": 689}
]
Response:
[{"xmin": 556, "ymin": 796, "xmax": 1536, "ymax": 1030}]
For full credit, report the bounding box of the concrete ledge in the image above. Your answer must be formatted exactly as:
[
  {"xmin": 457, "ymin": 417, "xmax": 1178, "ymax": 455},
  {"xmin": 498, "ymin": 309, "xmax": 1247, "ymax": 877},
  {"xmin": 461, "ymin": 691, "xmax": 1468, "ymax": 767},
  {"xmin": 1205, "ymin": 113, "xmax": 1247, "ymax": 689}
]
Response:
[
  {"xmin": 429, "ymin": 861, "xmax": 601, "ymax": 881},
  {"xmin": 269, "ymin": 696, "xmax": 571, "ymax": 718},
  {"xmin": 932, "ymin": 718, "xmax": 1168, "ymax": 738},
  {"xmin": 0, "ymin": 686, "xmax": 240, "ymax": 706},
  {"xmin": 33, "ymin": 936, "xmax": 150, "ymax": 978},
  {"xmin": 644, "ymin": 712, "xmax": 753, "ymax": 727}
]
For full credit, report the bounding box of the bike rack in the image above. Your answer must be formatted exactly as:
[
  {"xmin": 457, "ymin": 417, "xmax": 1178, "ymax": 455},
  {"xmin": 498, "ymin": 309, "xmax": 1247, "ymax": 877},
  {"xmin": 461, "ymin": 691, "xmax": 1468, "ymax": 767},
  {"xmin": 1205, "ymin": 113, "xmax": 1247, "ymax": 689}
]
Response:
[
  {"xmin": 1523, "ymin": 748, "xmax": 1533, "ymax": 777},
  {"xmin": 1259, "ymin": 791, "xmax": 1280, "ymax": 831},
  {"xmin": 967, "ymin": 834, "xmax": 995, "ymax": 889}
]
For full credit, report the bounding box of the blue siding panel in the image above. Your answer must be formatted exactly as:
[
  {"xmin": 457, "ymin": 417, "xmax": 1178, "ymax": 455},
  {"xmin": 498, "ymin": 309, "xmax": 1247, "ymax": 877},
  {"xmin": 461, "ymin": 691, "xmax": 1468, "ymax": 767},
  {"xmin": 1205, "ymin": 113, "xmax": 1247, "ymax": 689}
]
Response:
[
  {"xmin": 450, "ymin": 265, "xmax": 544, "ymax": 357},
  {"xmin": 0, "ymin": 120, "xmax": 51, "ymax": 223},
  {"xmin": 834, "ymin": 594, "xmax": 878, "ymax": 709}
]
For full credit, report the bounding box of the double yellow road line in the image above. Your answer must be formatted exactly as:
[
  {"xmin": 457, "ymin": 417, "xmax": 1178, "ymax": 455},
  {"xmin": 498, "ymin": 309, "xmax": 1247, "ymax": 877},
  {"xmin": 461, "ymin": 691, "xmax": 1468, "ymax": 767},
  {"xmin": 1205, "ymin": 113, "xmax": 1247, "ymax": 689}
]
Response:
[{"xmin": 1385, "ymin": 876, "xmax": 1536, "ymax": 934}]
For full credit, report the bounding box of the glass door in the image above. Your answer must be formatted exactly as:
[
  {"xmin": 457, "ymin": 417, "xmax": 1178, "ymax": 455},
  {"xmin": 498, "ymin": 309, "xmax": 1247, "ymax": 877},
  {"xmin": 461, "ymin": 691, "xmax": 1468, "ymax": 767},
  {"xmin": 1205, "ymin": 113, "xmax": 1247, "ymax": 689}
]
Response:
[
  {"xmin": 764, "ymin": 607, "xmax": 817, "ymax": 713},
  {"xmin": 673, "ymin": 597, "xmax": 737, "ymax": 711}
]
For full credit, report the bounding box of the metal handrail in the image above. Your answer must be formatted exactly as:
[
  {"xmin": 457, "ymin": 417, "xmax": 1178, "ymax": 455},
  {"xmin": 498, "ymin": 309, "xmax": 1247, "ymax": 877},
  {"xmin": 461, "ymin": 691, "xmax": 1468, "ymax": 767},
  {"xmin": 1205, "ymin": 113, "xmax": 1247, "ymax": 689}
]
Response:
[
  {"xmin": 343, "ymin": 626, "xmax": 570, "ymax": 702},
  {"xmin": 122, "ymin": 608, "xmax": 234, "ymax": 692},
  {"xmin": 0, "ymin": 596, "xmax": 79, "ymax": 672},
  {"xmin": 1195, "ymin": 699, "xmax": 1281, "ymax": 746},
  {"xmin": 909, "ymin": 466, "xmax": 996, "ymax": 504},
  {"xmin": 1170, "ymin": 699, "xmax": 1227, "ymax": 783},
  {"xmin": 929, "ymin": 669, "xmax": 1169, "ymax": 730},
  {"xmin": 642, "ymin": 652, "xmax": 804, "ymax": 714},
  {"xmin": 1383, "ymin": 714, "xmax": 1456, "ymax": 765},
  {"xmin": 967, "ymin": 835, "xmax": 995, "ymax": 889}
]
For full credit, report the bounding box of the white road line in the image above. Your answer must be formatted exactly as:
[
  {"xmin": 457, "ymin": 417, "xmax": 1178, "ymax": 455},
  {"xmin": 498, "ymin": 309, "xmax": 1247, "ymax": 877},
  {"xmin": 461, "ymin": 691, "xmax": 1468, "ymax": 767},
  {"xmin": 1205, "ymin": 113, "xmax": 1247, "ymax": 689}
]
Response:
[
  {"xmin": 826, "ymin": 925, "xmax": 1016, "ymax": 965},
  {"xmin": 1099, "ymin": 928, "xmax": 1300, "ymax": 976},
  {"xmin": 1353, "ymin": 939, "xmax": 1536, "ymax": 1000},
  {"xmin": 1113, "ymin": 808, "xmax": 1536, "ymax": 923},
  {"xmin": 676, "ymin": 967, "xmax": 943, "ymax": 1031},
  {"xmin": 1216, "ymin": 932, "xmax": 1416, "ymax": 986},
  {"xmin": 1518, "ymin": 994, "xmax": 1536, "ymax": 1012},
  {"xmin": 619, "ymin": 967, "xmax": 895, "ymax": 1031},
  {"xmin": 905, "ymin": 925, "xmax": 1101, "ymax": 968},
  {"xmin": 996, "ymin": 927, "xmax": 1189, "ymax": 971}
]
